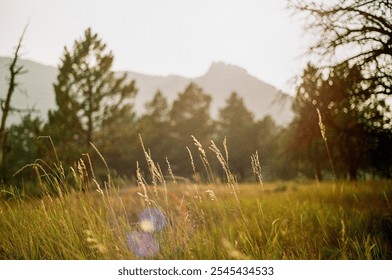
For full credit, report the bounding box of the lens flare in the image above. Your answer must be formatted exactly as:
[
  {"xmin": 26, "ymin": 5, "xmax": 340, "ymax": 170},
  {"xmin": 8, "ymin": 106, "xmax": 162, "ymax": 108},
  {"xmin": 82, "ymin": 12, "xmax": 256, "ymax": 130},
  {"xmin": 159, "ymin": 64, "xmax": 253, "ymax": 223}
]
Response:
[
  {"xmin": 139, "ymin": 219, "xmax": 155, "ymax": 233},
  {"xmin": 139, "ymin": 208, "xmax": 167, "ymax": 232},
  {"xmin": 126, "ymin": 232, "xmax": 159, "ymax": 257}
]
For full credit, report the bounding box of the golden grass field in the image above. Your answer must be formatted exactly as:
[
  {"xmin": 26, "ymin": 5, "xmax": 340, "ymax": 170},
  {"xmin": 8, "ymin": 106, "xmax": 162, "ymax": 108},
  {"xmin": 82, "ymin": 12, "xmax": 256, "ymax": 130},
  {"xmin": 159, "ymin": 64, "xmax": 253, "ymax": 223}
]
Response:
[
  {"xmin": 0, "ymin": 139, "xmax": 391, "ymax": 260},
  {"xmin": 1, "ymin": 179, "xmax": 391, "ymax": 260}
]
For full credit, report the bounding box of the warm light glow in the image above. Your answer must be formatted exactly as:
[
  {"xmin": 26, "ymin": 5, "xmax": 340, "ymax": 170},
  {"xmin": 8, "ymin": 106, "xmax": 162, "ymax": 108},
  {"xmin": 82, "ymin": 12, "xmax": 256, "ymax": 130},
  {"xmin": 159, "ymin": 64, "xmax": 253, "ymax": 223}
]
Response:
[{"xmin": 0, "ymin": 0, "xmax": 308, "ymax": 95}]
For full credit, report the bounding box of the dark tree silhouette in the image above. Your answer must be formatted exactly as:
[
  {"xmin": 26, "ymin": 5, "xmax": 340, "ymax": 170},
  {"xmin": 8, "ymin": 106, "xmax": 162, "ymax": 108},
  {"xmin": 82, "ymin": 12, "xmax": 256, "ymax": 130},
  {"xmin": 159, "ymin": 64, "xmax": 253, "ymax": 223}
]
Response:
[
  {"xmin": 289, "ymin": 0, "xmax": 392, "ymax": 95},
  {"xmin": 137, "ymin": 91, "xmax": 171, "ymax": 170},
  {"xmin": 169, "ymin": 83, "xmax": 214, "ymax": 177},
  {"xmin": 0, "ymin": 27, "xmax": 27, "ymax": 181},
  {"xmin": 46, "ymin": 28, "xmax": 137, "ymax": 162},
  {"xmin": 292, "ymin": 62, "xmax": 390, "ymax": 180},
  {"xmin": 217, "ymin": 92, "xmax": 256, "ymax": 180}
]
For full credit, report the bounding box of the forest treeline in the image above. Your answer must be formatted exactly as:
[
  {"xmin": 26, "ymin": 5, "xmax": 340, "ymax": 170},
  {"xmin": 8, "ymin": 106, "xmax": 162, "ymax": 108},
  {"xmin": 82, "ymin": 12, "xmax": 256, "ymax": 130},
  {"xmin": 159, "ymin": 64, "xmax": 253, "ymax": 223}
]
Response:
[{"xmin": 2, "ymin": 0, "xmax": 392, "ymax": 187}]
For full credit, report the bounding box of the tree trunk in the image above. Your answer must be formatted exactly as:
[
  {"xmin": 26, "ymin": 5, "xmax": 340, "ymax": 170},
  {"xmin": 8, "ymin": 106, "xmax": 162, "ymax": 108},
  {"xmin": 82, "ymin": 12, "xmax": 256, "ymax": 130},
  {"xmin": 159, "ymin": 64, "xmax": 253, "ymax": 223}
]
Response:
[
  {"xmin": 0, "ymin": 27, "xmax": 26, "ymax": 182},
  {"xmin": 0, "ymin": 56, "xmax": 17, "ymax": 178},
  {"xmin": 87, "ymin": 109, "xmax": 93, "ymax": 147},
  {"xmin": 86, "ymin": 78, "xmax": 93, "ymax": 148}
]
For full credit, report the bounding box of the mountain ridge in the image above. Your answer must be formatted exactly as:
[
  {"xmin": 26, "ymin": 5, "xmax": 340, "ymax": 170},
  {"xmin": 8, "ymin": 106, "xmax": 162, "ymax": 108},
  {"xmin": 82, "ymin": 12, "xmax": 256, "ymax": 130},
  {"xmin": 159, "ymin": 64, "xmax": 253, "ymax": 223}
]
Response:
[{"xmin": 0, "ymin": 57, "xmax": 294, "ymax": 126}]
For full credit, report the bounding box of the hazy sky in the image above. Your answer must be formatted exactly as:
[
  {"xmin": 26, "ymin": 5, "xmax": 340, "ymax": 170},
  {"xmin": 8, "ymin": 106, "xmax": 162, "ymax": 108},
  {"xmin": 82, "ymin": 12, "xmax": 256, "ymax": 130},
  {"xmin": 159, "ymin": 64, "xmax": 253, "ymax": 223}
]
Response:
[{"xmin": 0, "ymin": 0, "xmax": 308, "ymax": 94}]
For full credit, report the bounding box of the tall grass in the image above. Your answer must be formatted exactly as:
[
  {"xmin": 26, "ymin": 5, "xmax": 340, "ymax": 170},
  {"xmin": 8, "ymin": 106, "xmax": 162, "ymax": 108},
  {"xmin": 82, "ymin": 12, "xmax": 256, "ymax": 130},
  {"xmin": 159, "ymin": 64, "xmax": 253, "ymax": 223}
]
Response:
[{"xmin": 0, "ymin": 137, "xmax": 391, "ymax": 259}]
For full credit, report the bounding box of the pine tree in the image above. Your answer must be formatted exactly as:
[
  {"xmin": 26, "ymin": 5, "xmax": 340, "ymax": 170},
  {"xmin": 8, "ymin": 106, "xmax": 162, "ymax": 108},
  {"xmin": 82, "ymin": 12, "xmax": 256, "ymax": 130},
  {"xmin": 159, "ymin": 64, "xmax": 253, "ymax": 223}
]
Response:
[
  {"xmin": 218, "ymin": 92, "xmax": 256, "ymax": 180},
  {"xmin": 170, "ymin": 83, "xmax": 214, "ymax": 141},
  {"xmin": 46, "ymin": 28, "xmax": 137, "ymax": 162},
  {"xmin": 292, "ymin": 63, "xmax": 390, "ymax": 180},
  {"xmin": 169, "ymin": 83, "xmax": 214, "ymax": 177},
  {"xmin": 137, "ymin": 91, "xmax": 171, "ymax": 169},
  {"xmin": 5, "ymin": 114, "xmax": 42, "ymax": 181}
]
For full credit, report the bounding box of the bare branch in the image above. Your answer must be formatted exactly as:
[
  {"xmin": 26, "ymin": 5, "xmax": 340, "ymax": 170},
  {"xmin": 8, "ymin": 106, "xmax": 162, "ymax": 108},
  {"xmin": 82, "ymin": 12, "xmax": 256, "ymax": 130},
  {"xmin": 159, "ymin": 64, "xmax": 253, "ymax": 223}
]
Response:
[
  {"xmin": 289, "ymin": 0, "xmax": 392, "ymax": 95},
  {"xmin": 0, "ymin": 24, "xmax": 28, "ymax": 181}
]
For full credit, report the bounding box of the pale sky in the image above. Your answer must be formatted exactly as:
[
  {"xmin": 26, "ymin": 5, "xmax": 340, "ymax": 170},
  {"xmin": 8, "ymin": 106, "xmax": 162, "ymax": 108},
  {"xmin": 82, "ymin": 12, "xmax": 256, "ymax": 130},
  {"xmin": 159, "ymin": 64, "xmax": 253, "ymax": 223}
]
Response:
[{"xmin": 0, "ymin": 0, "xmax": 309, "ymax": 95}]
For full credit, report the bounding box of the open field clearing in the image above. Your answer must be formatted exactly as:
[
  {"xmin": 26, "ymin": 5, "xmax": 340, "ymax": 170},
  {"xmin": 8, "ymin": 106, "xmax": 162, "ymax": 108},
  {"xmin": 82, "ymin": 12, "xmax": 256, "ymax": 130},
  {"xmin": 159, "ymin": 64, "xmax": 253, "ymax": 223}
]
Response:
[{"xmin": 1, "ymin": 180, "xmax": 391, "ymax": 260}]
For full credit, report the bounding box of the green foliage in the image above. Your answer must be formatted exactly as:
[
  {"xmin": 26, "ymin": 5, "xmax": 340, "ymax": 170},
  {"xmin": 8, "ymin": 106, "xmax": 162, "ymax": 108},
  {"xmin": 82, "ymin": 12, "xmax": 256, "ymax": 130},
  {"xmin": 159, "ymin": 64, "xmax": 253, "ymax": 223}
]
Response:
[
  {"xmin": 256, "ymin": 118, "xmax": 296, "ymax": 180},
  {"xmin": 4, "ymin": 27, "xmax": 390, "ymax": 186},
  {"xmin": 292, "ymin": 63, "xmax": 392, "ymax": 180},
  {"xmin": 137, "ymin": 91, "xmax": 172, "ymax": 173},
  {"xmin": 289, "ymin": 0, "xmax": 392, "ymax": 180},
  {"xmin": 3, "ymin": 114, "xmax": 42, "ymax": 182},
  {"xmin": 169, "ymin": 83, "xmax": 215, "ymax": 176},
  {"xmin": 217, "ymin": 92, "xmax": 256, "ymax": 180},
  {"xmin": 96, "ymin": 104, "xmax": 138, "ymax": 177},
  {"xmin": 170, "ymin": 83, "xmax": 214, "ymax": 141},
  {"xmin": 45, "ymin": 28, "xmax": 137, "ymax": 164}
]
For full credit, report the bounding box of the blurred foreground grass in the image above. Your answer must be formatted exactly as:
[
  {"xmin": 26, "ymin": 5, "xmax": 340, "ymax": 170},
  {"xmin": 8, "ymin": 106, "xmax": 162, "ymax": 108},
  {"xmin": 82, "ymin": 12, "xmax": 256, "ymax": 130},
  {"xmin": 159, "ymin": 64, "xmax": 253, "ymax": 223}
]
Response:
[{"xmin": 1, "ymin": 180, "xmax": 391, "ymax": 259}]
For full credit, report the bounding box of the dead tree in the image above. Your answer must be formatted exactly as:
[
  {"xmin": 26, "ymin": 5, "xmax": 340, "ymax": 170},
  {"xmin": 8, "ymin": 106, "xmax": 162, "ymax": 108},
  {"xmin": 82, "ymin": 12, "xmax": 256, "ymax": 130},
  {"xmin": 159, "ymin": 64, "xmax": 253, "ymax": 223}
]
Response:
[{"xmin": 0, "ymin": 27, "xmax": 27, "ymax": 182}]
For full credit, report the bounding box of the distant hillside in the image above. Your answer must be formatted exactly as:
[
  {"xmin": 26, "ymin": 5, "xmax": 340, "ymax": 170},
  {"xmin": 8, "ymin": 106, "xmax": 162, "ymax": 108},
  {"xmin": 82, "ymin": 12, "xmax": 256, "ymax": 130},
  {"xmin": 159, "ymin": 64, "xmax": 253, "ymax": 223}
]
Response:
[
  {"xmin": 0, "ymin": 58, "xmax": 57, "ymax": 124},
  {"xmin": 0, "ymin": 57, "xmax": 293, "ymax": 126},
  {"xmin": 194, "ymin": 62, "xmax": 293, "ymax": 124}
]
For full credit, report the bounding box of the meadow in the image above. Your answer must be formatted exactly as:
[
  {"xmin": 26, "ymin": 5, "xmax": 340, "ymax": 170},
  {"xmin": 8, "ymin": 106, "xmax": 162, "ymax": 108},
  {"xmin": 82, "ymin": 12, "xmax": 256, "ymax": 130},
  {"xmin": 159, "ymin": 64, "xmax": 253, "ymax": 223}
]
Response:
[{"xmin": 0, "ymin": 143, "xmax": 391, "ymax": 260}]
